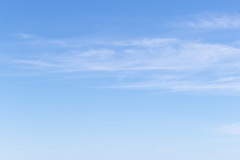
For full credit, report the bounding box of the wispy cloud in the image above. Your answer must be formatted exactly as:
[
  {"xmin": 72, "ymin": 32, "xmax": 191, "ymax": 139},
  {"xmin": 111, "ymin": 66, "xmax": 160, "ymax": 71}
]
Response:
[
  {"xmin": 217, "ymin": 124, "xmax": 240, "ymax": 135},
  {"xmin": 13, "ymin": 59, "xmax": 62, "ymax": 68},
  {"xmin": 17, "ymin": 33, "xmax": 36, "ymax": 39},
  {"xmin": 183, "ymin": 14, "xmax": 240, "ymax": 29},
  {"xmin": 6, "ymin": 34, "xmax": 240, "ymax": 93}
]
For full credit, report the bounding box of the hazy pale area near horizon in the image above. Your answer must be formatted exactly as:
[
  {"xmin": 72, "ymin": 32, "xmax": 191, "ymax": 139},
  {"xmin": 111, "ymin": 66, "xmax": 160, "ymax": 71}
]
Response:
[{"xmin": 1, "ymin": 0, "xmax": 240, "ymax": 160}]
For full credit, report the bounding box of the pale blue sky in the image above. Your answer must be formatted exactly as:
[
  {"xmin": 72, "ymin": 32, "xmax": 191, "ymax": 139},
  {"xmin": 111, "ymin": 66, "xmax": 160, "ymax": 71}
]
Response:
[{"xmin": 1, "ymin": 0, "xmax": 240, "ymax": 160}]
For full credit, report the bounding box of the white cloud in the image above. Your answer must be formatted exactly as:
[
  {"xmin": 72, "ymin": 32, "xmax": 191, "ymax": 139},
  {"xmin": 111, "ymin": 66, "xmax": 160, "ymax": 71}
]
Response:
[
  {"xmin": 17, "ymin": 33, "xmax": 36, "ymax": 39},
  {"xmin": 13, "ymin": 59, "xmax": 61, "ymax": 68},
  {"xmin": 183, "ymin": 14, "xmax": 240, "ymax": 29},
  {"xmin": 8, "ymin": 35, "xmax": 240, "ymax": 93},
  {"xmin": 218, "ymin": 124, "xmax": 240, "ymax": 135}
]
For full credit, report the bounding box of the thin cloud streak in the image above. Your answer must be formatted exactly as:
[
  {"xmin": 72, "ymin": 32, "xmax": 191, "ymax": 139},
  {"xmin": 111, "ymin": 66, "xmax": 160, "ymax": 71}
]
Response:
[
  {"xmin": 183, "ymin": 14, "xmax": 240, "ymax": 29},
  {"xmin": 218, "ymin": 124, "xmax": 240, "ymax": 135},
  {"xmin": 9, "ymin": 35, "xmax": 240, "ymax": 92}
]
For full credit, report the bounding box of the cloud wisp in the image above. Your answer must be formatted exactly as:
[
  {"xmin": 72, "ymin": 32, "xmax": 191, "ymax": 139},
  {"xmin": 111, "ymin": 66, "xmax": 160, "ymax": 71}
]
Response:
[
  {"xmin": 182, "ymin": 14, "xmax": 240, "ymax": 29},
  {"xmin": 217, "ymin": 124, "xmax": 240, "ymax": 135},
  {"xmin": 7, "ymin": 34, "xmax": 240, "ymax": 93}
]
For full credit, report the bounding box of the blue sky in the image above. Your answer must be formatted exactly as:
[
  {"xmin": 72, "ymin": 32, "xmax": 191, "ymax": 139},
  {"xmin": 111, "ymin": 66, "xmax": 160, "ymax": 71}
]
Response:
[{"xmin": 1, "ymin": 0, "xmax": 240, "ymax": 160}]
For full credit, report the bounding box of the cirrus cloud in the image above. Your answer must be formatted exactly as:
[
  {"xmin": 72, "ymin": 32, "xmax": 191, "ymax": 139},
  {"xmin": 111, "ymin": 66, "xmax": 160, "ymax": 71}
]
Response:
[{"xmin": 8, "ymin": 34, "xmax": 240, "ymax": 93}]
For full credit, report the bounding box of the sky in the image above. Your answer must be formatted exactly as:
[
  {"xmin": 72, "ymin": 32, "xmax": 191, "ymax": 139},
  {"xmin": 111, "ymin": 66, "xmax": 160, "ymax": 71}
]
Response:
[{"xmin": 1, "ymin": 0, "xmax": 240, "ymax": 160}]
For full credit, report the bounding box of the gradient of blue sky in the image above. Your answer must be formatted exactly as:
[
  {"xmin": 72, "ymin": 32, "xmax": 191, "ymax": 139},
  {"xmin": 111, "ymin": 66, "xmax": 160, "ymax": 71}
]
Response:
[{"xmin": 1, "ymin": 0, "xmax": 240, "ymax": 160}]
